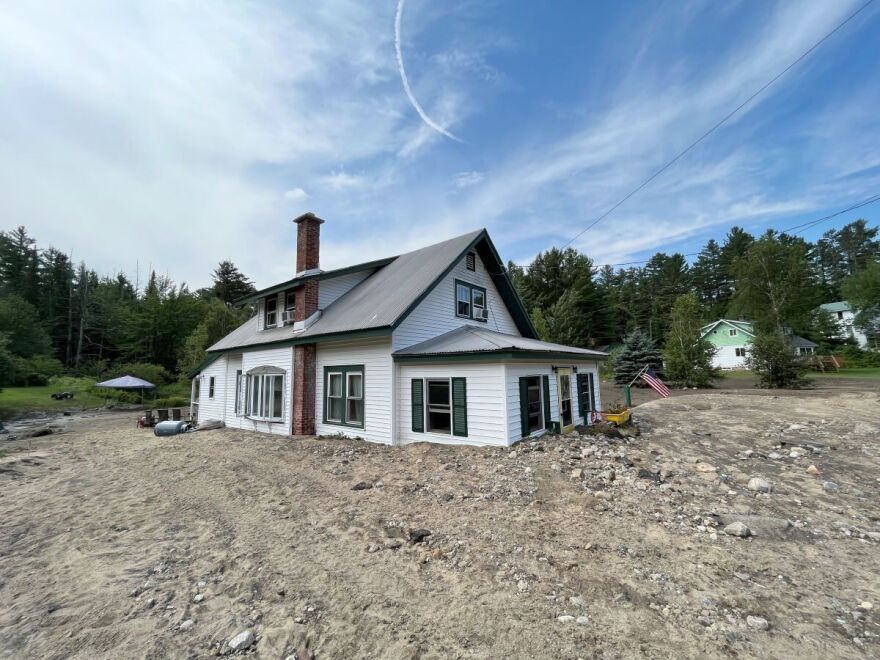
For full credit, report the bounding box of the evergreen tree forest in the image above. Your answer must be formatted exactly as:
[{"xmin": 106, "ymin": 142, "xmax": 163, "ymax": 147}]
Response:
[
  {"xmin": 510, "ymin": 219, "xmax": 880, "ymax": 351},
  {"xmin": 0, "ymin": 226, "xmax": 254, "ymax": 387}
]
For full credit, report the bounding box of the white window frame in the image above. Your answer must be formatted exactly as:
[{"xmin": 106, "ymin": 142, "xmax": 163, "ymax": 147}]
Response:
[
  {"xmin": 346, "ymin": 372, "xmax": 364, "ymax": 426},
  {"xmin": 283, "ymin": 291, "xmax": 296, "ymax": 325},
  {"xmin": 235, "ymin": 370, "xmax": 243, "ymax": 415},
  {"xmin": 735, "ymin": 347, "xmax": 746, "ymax": 357},
  {"xmin": 245, "ymin": 368, "xmax": 284, "ymax": 421},
  {"xmin": 208, "ymin": 376, "xmax": 215, "ymax": 399},
  {"xmin": 323, "ymin": 366, "xmax": 364, "ymax": 429},
  {"xmin": 425, "ymin": 378, "xmax": 452, "ymax": 435},
  {"xmin": 265, "ymin": 297, "xmax": 278, "ymax": 328},
  {"xmin": 326, "ymin": 371, "xmax": 344, "ymax": 423},
  {"xmin": 471, "ymin": 287, "xmax": 486, "ymax": 319},
  {"xmin": 456, "ymin": 283, "xmax": 471, "ymax": 318}
]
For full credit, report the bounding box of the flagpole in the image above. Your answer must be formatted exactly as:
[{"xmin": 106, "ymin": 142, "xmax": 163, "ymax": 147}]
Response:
[{"xmin": 627, "ymin": 364, "xmax": 649, "ymax": 389}]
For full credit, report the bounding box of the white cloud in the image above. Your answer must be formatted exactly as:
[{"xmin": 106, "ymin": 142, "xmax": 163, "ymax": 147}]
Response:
[
  {"xmin": 452, "ymin": 171, "xmax": 485, "ymax": 189},
  {"xmin": 284, "ymin": 188, "xmax": 309, "ymax": 203}
]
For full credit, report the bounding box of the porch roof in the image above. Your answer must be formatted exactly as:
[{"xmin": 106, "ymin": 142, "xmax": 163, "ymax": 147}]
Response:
[{"xmin": 392, "ymin": 326, "xmax": 607, "ymax": 361}]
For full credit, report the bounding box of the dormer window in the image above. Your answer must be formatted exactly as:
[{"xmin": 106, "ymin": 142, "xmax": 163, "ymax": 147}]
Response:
[
  {"xmin": 265, "ymin": 297, "xmax": 277, "ymax": 328},
  {"xmin": 283, "ymin": 291, "xmax": 296, "ymax": 325},
  {"xmin": 466, "ymin": 252, "xmax": 476, "ymax": 271}
]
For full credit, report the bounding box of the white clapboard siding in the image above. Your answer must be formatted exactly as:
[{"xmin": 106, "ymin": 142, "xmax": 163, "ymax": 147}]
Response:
[
  {"xmin": 196, "ymin": 356, "xmax": 228, "ymax": 423},
  {"xmin": 392, "ymin": 251, "xmax": 520, "ymax": 351},
  {"xmin": 319, "ymin": 270, "xmax": 374, "ymax": 309},
  {"xmin": 712, "ymin": 345, "xmax": 748, "ymax": 370},
  {"xmin": 315, "ymin": 338, "xmax": 393, "ymax": 445},
  {"xmin": 397, "ymin": 362, "xmax": 508, "ymax": 447},
  {"xmin": 222, "ymin": 354, "xmax": 244, "ymax": 428},
  {"xmin": 504, "ymin": 361, "xmax": 603, "ymax": 444},
  {"xmin": 228, "ymin": 347, "xmax": 295, "ymax": 436}
]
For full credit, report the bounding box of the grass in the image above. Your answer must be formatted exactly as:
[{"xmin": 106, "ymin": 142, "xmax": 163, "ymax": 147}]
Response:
[
  {"xmin": 0, "ymin": 382, "xmax": 106, "ymax": 420},
  {"xmin": 810, "ymin": 367, "xmax": 880, "ymax": 379}
]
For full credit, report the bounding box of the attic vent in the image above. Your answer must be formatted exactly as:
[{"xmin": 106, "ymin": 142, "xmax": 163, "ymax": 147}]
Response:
[{"xmin": 466, "ymin": 252, "xmax": 476, "ymax": 271}]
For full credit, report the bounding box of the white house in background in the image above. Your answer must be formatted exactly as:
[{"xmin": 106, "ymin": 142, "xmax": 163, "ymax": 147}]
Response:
[
  {"xmin": 817, "ymin": 301, "xmax": 869, "ymax": 348},
  {"xmin": 699, "ymin": 319, "xmax": 817, "ymax": 370},
  {"xmin": 189, "ymin": 213, "xmax": 606, "ymax": 447}
]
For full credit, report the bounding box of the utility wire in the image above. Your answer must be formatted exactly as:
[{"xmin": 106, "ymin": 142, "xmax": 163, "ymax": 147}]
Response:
[{"xmin": 558, "ymin": 0, "xmax": 876, "ymax": 250}]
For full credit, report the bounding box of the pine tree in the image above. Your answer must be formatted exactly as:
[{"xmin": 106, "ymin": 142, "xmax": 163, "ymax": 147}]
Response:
[
  {"xmin": 662, "ymin": 293, "xmax": 719, "ymax": 387},
  {"xmin": 210, "ymin": 260, "xmax": 255, "ymax": 305},
  {"xmin": 614, "ymin": 328, "xmax": 663, "ymax": 385}
]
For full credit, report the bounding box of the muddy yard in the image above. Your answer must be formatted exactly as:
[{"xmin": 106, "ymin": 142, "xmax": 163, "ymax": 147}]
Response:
[{"xmin": 1, "ymin": 387, "xmax": 879, "ymax": 659}]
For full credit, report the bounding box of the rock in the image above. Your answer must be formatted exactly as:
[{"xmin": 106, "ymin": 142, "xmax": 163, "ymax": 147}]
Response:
[
  {"xmin": 557, "ymin": 615, "xmax": 575, "ymax": 623},
  {"xmin": 695, "ymin": 463, "xmax": 717, "ymax": 473},
  {"xmin": 806, "ymin": 465, "xmax": 820, "ymax": 476},
  {"xmin": 383, "ymin": 539, "xmax": 402, "ymax": 550},
  {"xmin": 179, "ymin": 619, "xmax": 195, "ymax": 632},
  {"xmin": 517, "ymin": 579, "xmax": 529, "ymax": 592},
  {"xmin": 508, "ymin": 451, "xmax": 518, "ymax": 459},
  {"xmin": 192, "ymin": 594, "xmax": 204, "ymax": 603},
  {"xmin": 747, "ymin": 477, "xmax": 772, "ymax": 493},
  {"xmin": 724, "ymin": 521, "xmax": 752, "ymax": 538},
  {"xmin": 823, "ymin": 481, "xmax": 840, "ymax": 493},
  {"xmin": 569, "ymin": 596, "xmax": 586, "ymax": 607},
  {"xmin": 768, "ymin": 452, "xmax": 783, "ymax": 460},
  {"xmin": 430, "ymin": 548, "xmax": 444, "ymax": 560},
  {"xmin": 228, "ymin": 630, "xmax": 255, "ymax": 651},
  {"xmin": 576, "ymin": 615, "xmax": 590, "ymax": 625},
  {"xmin": 351, "ymin": 481, "xmax": 373, "ymax": 491},
  {"xmin": 408, "ymin": 529, "xmax": 431, "ymax": 544},
  {"xmin": 367, "ymin": 543, "xmax": 381, "ymax": 553},
  {"xmin": 854, "ymin": 422, "xmax": 878, "ymax": 435},
  {"xmin": 746, "ymin": 615, "xmax": 770, "ymax": 631},
  {"xmin": 857, "ymin": 601, "xmax": 873, "ymax": 611},
  {"xmin": 146, "ymin": 597, "xmax": 156, "ymax": 609},
  {"xmin": 637, "ymin": 468, "xmax": 660, "ymax": 482},
  {"xmin": 570, "ymin": 468, "xmax": 583, "ymax": 479}
]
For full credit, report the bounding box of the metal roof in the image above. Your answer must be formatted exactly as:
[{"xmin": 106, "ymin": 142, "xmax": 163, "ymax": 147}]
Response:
[
  {"xmin": 393, "ymin": 325, "xmax": 607, "ymax": 358},
  {"xmin": 789, "ymin": 334, "xmax": 818, "ymax": 348},
  {"xmin": 818, "ymin": 301, "xmax": 851, "ymax": 313},
  {"xmin": 95, "ymin": 375, "xmax": 156, "ymax": 389}
]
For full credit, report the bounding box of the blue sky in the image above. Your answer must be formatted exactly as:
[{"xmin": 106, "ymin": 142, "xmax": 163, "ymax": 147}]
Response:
[{"xmin": 1, "ymin": 0, "xmax": 878, "ymax": 288}]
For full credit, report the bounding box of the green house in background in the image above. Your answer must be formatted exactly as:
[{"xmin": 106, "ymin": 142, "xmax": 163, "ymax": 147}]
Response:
[{"xmin": 699, "ymin": 319, "xmax": 817, "ymax": 370}]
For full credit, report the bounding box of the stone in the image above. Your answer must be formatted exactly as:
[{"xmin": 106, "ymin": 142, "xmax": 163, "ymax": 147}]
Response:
[
  {"xmin": 508, "ymin": 451, "xmax": 518, "ymax": 459},
  {"xmin": 179, "ymin": 619, "xmax": 195, "ymax": 632},
  {"xmin": 857, "ymin": 601, "xmax": 873, "ymax": 611},
  {"xmin": 747, "ymin": 477, "xmax": 772, "ymax": 493},
  {"xmin": 768, "ymin": 452, "xmax": 783, "ymax": 460},
  {"xmin": 695, "ymin": 463, "xmax": 717, "ymax": 473},
  {"xmin": 227, "ymin": 630, "xmax": 255, "ymax": 651},
  {"xmin": 569, "ymin": 596, "xmax": 587, "ymax": 607},
  {"xmin": 367, "ymin": 543, "xmax": 381, "ymax": 553},
  {"xmin": 351, "ymin": 481, "xmax": 373, "ymax": 491},
  {"xmin": 408, "ymin": 529, "xmax": 431, "ymax": 544},
  {"xmin": 746, "ymin": 615, "xmax": 770, "ymax": 631},
  {"xmin": 430, "ymin": 548, "xmax": 444, "ymax": 560},
  {"xmin": 823, "ymin": 481, "xmax": 840, "ymax": 493},
  {"xmin": 576, "ymin": 615, "xmax": 590, "ymax": 625},
  {"xmin": 557, "ymin": 615, "xmax": 575, "ymax": 623},
  {"xmin": 192, "ymin": 594, "xmax": 205, "ymax": 603},
  {"xmin": 383, "ymin": 539, "xmax": 402, "ymax": 550},
  {"xmin": 570, "ymin": 468, "xmax": 583, "ymax": 479},
  {"xmin": 724, "ymin": 521, "xmax": 752, "ymax": 538},
  {"xmin": 517, "ymin": 579, "xmax": 529, "ymax": 592},
  {"xmin": 806, "ymin": 465, "xmax": 820, "ymax": 476}
]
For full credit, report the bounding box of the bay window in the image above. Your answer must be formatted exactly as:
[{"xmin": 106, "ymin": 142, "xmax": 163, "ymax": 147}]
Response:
[{"xmin": 245, "ymin": 366, "xmax": 285, "ymax": 421}]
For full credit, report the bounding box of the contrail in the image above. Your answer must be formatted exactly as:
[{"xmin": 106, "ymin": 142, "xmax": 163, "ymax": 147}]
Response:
[{"xmin": 394, "ymin": 0, "xmax": 462, "ymax": 142}]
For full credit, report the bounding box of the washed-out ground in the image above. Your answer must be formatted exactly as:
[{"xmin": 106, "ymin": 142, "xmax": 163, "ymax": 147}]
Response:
[{"xmin": 1, "ymin": 386, "xmax": 879, "ymax": 659}]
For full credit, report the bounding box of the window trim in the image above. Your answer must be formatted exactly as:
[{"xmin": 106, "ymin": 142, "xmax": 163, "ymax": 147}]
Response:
[
  {"xmin": 454, "ymin": 279, "xmax": 488, "ymax": 322},
  {"xmin": 282, "ymin": 291, "xmax": 296, "ymax": 325},
  {"xmin": 245, "ymin": 367, "xmax": 285, "ymax": 422},
  {"xmin": 525, "ymin": 375, "xmax": 545, "ymax": 435},
  {"xmin": 322, "ymin": 365, "xmax": 365, "ymax": 429},
  {"xmin": 425, "ymin": 377, "xmax": 452, "ymax": 435},
  {"xmin": 234, "ymin": 370, "xmax": 242, "ymax": 414},
  {"xmin": 735, "ymin": 347, "xmax": 746, "ymax": 357},
  {"xmin": 265, "ymin": 296, "xmax": 278, "ymax": 328},
  {"xmin": 729, "ymin": 328, "xmax": 737, "ymax": 336}
]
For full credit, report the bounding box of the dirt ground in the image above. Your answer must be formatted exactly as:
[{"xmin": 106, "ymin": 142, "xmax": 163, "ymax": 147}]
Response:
[{"xmin": 2, "ymin": 386, "xmax": 879, "ymax": 659}]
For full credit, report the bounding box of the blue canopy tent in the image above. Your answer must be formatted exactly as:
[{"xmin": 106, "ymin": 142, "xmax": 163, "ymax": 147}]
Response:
[{"xmin": 95, "ymin": 375, "xmax": 156, "ymax": 404}]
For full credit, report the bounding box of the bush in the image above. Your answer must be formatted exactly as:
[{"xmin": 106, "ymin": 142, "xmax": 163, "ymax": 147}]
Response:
[
  {"xmin": 745, "ymin": 332, "xmax": 808, "ymax": 388},
  {"xmin": 153, "ymin": 396, "xmax": 189, "ymax": 408},
  {"xmin": 840, "ymin": 346, "xmax": 880, "ymax": 368}
]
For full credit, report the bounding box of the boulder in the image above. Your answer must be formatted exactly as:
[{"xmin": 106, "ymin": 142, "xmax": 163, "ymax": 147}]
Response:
[
  {"xmin": 747, "ymin": 477, "xmax": 772, "ymax": 493},
  {"xmin": 227, "ymin": 630, "xmax": 255, "ymax": 651}
]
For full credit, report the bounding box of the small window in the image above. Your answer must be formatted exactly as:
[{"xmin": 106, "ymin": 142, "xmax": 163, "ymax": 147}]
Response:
[
  {"xmin": 265, "ymin": 297, "xmax": 278, "ymax": 328},
  {"xmin": 323, "ymin": 366, "xmax": 364, "ymax": 428},
  {"xmin": 234, "ymin": 370, "xmax": 243, "ymax": 414},
  {"xmin": 426, "ymin": 379, "xmax": 451, "ymax": 434},
  {"xmin": 729, "ymin": 328, "xmax": 737, "ymax": 336},
  {"xmin": 208, "ymin": 376, "xmax": 215, "ymax": 399},
  {"xmin": 454, "ymin": 280, "xmax": 488, "ymax": 322},
  {"xmin": 456, "ymin": 283, "xmax": 471, "ymax": 318},
  {"xmin": 837, "ymin": 311, "xmax": 844, "ymax": 320},
  {"xmin": 466, "ymin": 252, "xmax": 476, "ymax": 271},
  {"xmin": 526, "ymin": 376, "xmax": 543, "ymax": 434},
  {"xmin": 735, "ymin": 347, "xmax": 746, "ymax": 357},
  {"xmin": 283, "ymin": 291, "xmax": 296, "ymax": 324}
]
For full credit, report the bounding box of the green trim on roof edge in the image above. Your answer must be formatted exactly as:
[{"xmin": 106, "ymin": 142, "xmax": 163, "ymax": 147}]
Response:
[{"xmin": 393, "ymin": 350, "xmax": 606, "ymax": 363}]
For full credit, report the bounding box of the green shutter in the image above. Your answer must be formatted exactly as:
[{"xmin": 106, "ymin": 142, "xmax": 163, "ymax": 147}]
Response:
[
  {"xmin": 588, "ymin": 373, "xmax": 596, "ymax": 412},
  {"xmin": 576, "ymin": 373, "xmax": 585, "ymax": 417},
  {"xmin": 452, "ymin": 377, "xmax": 468, "ymax": 437},
  {"xmin": 411, "ymin": 379, "xmax": 424, "ymax": 432},
  {"xmin": 519, "ymin": 377, "xmax": 529, "ymax": 438},
  {"xmin": 542, "ymin": 375, "xmax": 551, "ymax": 429}
]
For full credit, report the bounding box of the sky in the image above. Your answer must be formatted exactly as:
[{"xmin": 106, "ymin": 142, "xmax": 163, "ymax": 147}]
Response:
[{"xmin": 1, "ymin": 0, "xmax": 879, "ymax": 290}]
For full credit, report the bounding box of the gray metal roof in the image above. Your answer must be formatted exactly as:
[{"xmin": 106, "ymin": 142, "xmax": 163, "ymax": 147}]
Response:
[
  {"xmin": 393, "ymin": 325, "xmax": 607, "ymax": 358},
  {"xmin": 818, "ymin": 301, "xmax": 851, "ymax": 314},
  {"xmin": 206, "ymin": 229, "xmax": 484, "ymax": 352},
  {"xmin": 790, "ymin": 334, "xmax": 818, "ymax": 348}
]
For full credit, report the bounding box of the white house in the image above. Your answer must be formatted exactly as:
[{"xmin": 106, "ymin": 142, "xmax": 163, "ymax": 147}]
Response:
[
  {"xmin": 817, "ymin": 301, "xmax": 869, "ymax": 348},
  {"xmin": 189, "ymin": 213, "xmax": 606, "ymax": 447}
]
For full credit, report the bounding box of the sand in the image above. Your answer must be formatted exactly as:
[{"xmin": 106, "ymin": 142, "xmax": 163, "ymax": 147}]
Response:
[{"xmin": 1, "ymin": 385, "xmax": 879, "ymax": 659}]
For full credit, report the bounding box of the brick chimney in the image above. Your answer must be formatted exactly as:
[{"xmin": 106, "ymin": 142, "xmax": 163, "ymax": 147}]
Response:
[
  {"xmin": 293, "ymin": 212, "xmax": 322, "ymax": 323},
  {"xmin": 291, "ymin": 212, "xmax": 323, "ymax": 436}
]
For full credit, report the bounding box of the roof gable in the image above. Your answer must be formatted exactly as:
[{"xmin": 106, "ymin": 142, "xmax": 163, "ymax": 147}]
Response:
[{"xmin": 700, "ymin": 319, "xmax": 755, "ymax": 340}]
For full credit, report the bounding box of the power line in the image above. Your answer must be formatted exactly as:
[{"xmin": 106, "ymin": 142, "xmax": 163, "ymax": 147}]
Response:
[
  {"xmin": 558, "ymin": 0, "xmax": 876, "ymax": 250},
  {"xmin": 504, "ymin": 192, "xmax": 880, "ymax": 272}
]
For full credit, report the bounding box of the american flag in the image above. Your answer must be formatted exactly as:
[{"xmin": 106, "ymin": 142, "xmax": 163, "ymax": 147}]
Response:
[{"xmin": 640, "ymin": 366, "xmax": 670, "ymax": 398}]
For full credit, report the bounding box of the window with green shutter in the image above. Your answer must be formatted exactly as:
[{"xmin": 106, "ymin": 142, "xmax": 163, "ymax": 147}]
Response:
[{"xmin": 411, "ymin": 379, "xmax": 424, "ymax": 432}]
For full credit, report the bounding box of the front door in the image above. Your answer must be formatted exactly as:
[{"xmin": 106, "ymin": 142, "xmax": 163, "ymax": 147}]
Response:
[{"xmin": 558, "ymin": 369, "xmax": 573, "ymax": 431}]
